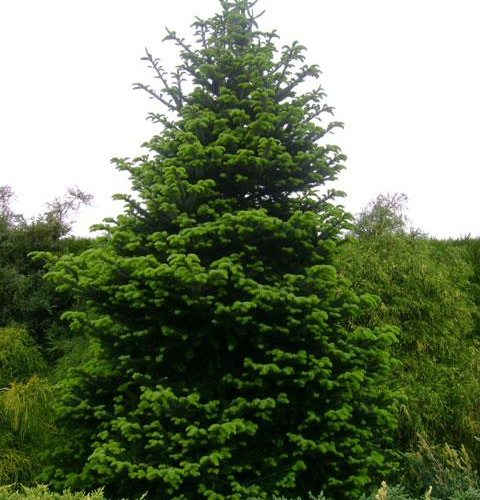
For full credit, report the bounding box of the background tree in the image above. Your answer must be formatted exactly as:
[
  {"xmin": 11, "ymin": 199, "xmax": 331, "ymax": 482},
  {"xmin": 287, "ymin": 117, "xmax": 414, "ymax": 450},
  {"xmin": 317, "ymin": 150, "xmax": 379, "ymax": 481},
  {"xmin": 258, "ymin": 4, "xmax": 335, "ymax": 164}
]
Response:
[
  {"xmin": 0, "ymin": 188, "xmax": 94, "ymax": 486},
  {"xmin": 41, "ymin": 2, "xmax": 399, "ymax": 499},
  {"xmin": 0, "ymin": 186, "xmax": 92, "ymax": 348},
  {"xmin": 352, "ymin": 193, "xmax": 410, "ymax": 238}
]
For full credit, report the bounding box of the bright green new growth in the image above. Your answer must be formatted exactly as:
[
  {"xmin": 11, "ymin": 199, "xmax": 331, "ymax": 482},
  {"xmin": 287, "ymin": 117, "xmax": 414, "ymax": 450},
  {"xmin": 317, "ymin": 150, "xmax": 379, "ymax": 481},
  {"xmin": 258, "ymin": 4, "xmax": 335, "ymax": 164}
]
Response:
[{"xmin": 41, "ymin": 1, "xmax": 399, "ymax": 499}]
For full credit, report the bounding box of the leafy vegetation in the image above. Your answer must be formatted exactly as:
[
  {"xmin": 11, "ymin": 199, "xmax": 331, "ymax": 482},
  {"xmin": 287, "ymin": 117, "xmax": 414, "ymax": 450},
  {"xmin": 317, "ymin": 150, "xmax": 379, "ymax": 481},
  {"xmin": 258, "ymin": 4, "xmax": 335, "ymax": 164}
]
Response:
[
  {"xmin": 0, "ymin": 2, "xmax": 480, "ymax": 500},
  {"xmin": 0, "ymin": 487, "xmax": 107, "ymax": 500},
  {"xmin": 339, "ymin": 195, "xmax": 480, "ymax": 468},
  {"xmin": 0, "ymin": 327, "xmax": 52, "ymax": 483},
  {"xmin": 3, "ymin": 482, "xmax": 480, "ymax": 500},
  {"xmin": 351, "ymin": 193, "xmax": 411, "ymax": 238},
  {"xmin": 0, "ymin": 187, "xmax": 93, "ymax": 483},
  {"xmin": 0, "ymin": 186, "xmax": 92, "ymax": 349},
  {"xmin": 404, "ymin": 437, "xmax": 480, "ymax": 499}
]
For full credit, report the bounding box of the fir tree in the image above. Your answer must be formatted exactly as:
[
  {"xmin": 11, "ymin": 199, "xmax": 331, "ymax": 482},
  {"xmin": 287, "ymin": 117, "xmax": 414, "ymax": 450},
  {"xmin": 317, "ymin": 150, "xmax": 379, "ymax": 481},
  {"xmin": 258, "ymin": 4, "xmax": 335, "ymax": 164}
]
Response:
[{"xmin": 41, "ymin": 1, "xmax": 399, "ymax": 498}]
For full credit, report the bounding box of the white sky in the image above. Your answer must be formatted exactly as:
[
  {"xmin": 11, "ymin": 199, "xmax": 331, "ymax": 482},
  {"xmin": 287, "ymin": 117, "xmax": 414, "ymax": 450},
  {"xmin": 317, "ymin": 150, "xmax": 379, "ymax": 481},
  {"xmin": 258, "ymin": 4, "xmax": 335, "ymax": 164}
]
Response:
[{"xmin": 1, "ymin": 0, "xmax": 479, "ymax": 238}]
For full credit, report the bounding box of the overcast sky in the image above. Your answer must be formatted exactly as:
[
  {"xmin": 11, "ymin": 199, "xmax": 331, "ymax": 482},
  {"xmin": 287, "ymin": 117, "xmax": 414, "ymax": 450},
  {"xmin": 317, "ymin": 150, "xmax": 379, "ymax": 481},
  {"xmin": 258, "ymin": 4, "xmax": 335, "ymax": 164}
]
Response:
[{"xmin": 1, "ymin": 0, "xmax": 479, "ymax": 238}]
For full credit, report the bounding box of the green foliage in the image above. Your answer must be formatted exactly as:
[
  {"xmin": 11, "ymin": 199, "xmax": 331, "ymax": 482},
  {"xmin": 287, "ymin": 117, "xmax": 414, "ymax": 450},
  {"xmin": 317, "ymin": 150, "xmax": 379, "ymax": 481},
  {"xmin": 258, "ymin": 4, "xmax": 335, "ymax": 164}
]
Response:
[
  {"xmin": 448, "ymin": 488, "xmax": 480, "ymax": 500},
  {"xmin": 0, "ymin": 327, "xmax": 46, "ymax": 386},
  {"xmin": 4, "ymin": 483, "xmax": 480, "ymax": 500},
  {"xmin": 438, "ymin": 237, "xmax": 480, "ymax": 336},
  {"xmin": 2, "ymin": 375, "xmax": 53, "ymax": 439},
  {"xmin": 0, "ymin": 188, "xmax": 94, "ymax": 486},
  {"xmin": 352, "ymin": 193, "xmax": 410, "ymax": 238},
  {"xmin": 362, "ymin": 480, "xmax": 480, "ymax": 500},
  {"xmin": 404, "ymin": 436, "xmax": 479, "ymax": 499},
  {"xmin": 339, "ymin": 208, "xmax": 480, "ymax": 466},
  {"xmin": 0, "ymin": 327, "xmax": 54, "ymax": 484},
  {"xmin": 0, "ymin": 186, "xmax": 93, "ymax": 348},
  {"xmin": 0, "ymin": 486, "xmax": 107, "ymax": 500},
  {"xmin": 248, "ymin": 493, "xmax": 328, "ymax": 500},
  {"xmin": 49, "ymin": 336, "xmax": 91, "ymax": 385},
  {"xmin": 40, "ymin": 2, "xmax": 399, "ymax": 499}
]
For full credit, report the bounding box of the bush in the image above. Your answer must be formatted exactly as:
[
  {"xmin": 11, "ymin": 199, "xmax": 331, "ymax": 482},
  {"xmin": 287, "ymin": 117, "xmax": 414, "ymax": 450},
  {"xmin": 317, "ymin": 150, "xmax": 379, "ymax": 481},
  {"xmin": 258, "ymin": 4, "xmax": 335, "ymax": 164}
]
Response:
[
  {"xmin": 0, "ymin": 487, "xmax": 107, "ymax": 500},
  {"xmin": 404, "ymin": 436, "xmax": 480, "ymax": 499},
  {"xmin": 338, "ymin": 232, "xmax": 480, "ymax": 460},
  {"xmin": 0, "ymin": 327, "xmax": 53, "ymax": 484},
  {"xmin": 0, "ymin": 185, "xmax": 93, "ymax": 350},
  {"xmin": 3, "ymin": 483, "xmax": 480, "ymax": 500},
  {"xmin": 248, "ymin": 493, "xmax": 328, "ymax": 500}
]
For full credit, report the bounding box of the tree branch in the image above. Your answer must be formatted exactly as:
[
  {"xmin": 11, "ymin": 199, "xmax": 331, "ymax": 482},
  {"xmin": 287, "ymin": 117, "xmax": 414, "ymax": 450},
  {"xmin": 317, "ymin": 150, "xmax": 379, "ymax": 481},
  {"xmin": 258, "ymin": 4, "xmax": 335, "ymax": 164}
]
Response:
[{"xmin": 132, "ymin": 82, "xmax": 178, "ymax": 112}]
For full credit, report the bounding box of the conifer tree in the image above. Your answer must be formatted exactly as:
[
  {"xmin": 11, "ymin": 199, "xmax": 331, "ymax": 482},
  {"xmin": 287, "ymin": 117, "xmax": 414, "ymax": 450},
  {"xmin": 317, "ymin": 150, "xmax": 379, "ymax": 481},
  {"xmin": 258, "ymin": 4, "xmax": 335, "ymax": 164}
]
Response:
[{"xmin": 41, "ymin": 1, "xmax": 399, "ymax": 498}]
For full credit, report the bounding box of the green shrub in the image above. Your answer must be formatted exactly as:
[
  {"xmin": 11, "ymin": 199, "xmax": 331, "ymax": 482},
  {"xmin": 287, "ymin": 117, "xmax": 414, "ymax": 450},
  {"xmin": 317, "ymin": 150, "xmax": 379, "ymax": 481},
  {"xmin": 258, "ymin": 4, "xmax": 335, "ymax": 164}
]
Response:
[
  {"xmin": 2, "ymin": 482, "xmax": 480, "ymax": 500},
  {"xmin": 0, "ymin": 185, "xmax": 93, "ymax": 351},
  {"xmin": 0, "ymin": 327, "xmax": 53, "ymax": 484},
  {"xmin": 0, "ymin": 327, "xmax": 46, "ymax": 386},
  {"xmin": 448, "ymin": 488, "xmax": 480, "ymax": 500},
  {"xmin": 0, "ymin": 486, "xmax": 107, "ymax": 500},
  {"xmin": 248, "ymin": 493, "xmax": 328, "ymax": 500},
  {"xmin": 338, "ymin": 233, "xmax": 480, "ymax": 459},
  {"xmin": 404, "ymin": 436, "xmax": 479, "ymax": 499},
  {"xmin": 364, "ymin": 482, "xmax": 480, "ymax": 500},
  {"xmin": 439, "ymin": 238, "xmax": 480, "ymax": 337}
]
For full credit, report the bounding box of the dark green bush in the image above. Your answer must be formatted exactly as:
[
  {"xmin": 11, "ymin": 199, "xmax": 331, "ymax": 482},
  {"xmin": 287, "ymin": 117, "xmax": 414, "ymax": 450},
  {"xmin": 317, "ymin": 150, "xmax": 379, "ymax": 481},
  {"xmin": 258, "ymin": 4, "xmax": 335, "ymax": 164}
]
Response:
[
  {"xmin": 0, "ymin": 186, "xmax": 93, "ymax": 350},
  {"xmin": 0, "ymin": 187, "xmax": 94, "ymax": 486}
]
